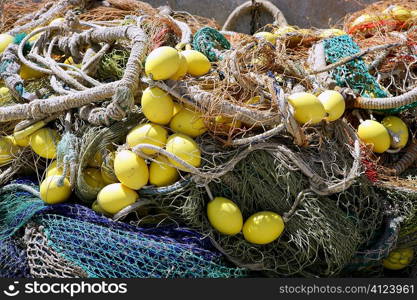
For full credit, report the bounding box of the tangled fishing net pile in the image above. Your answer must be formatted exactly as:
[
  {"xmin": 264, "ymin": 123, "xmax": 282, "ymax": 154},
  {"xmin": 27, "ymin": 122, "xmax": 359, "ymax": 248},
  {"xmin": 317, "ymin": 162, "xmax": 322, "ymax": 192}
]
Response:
[{"xmin": 0, "ymin": 0, "xmax": 416, "ymax": 278}]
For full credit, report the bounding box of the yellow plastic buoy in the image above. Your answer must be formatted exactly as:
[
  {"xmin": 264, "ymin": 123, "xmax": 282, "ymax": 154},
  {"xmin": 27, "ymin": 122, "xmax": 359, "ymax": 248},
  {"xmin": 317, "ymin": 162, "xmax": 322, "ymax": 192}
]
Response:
[
  {"xmin": 145, "ymin": 46, "xmax": 180, "ymax": 80},
  {"xmin": 29, "ymin": 128, "xmax": 60, "ymax": 159},
  {"xmin": 0, "ymin": 33, "xmax": 13, "ymax": 54},
  {"xmin": 172, "ymin": 102, "xmax": 183, "ymax": 117},
  {"xmin": 350, "ymin": 14, "xmax": 379, "ymax": 28},
  {"xmin": 83, "ymin": 168, "xmax": 106, "ymax": 190},
  {"xmin": 317, "ymin": 90, "xmax": 345, "ymax": 121},
  {"xmin": 242, "ymin": 211, "xmax": 285, "ymax": 245},
  {"xmin": 383, "ymin": 5, "xmax": 411, "ymax": 21},
  {"xmin": 126, "ymin": 123, "xmax": 168, "ymax": 155},
  {"xmin": 287, "ymin": 92, "xmax": 326, "ymax": 125},
  {"xmin": 92, "ymin": 200, "xmax": 108, "ymax": 214},
  {"xmin": 97, "ymin": 183, "xmax": 138, "ymax": 214},
  {"xmin": 165, "ymin": 133, "xmax": 201, "ymax": 171},
  {"xmin": 169, "ymin": 52, "xmax": 188, "ymax": 80},
  {"xmin": 14, "ymin": 120, "xmax": 46, "ymax": 147},
  {"xmin": 114, "ymin": 150, "xmax": 149, "ymax": 190},
  {"xmin": 40, "ymin": 175, "xmax": 71, "ymax": 204},
  {"xmin": 149, "ymin": 155, "xmax": 179, "ymax": 187},
  {"xmin": 0, "ymin": 87, "xmax": 10, "ymax": 103},
  {"xmin": 20, "ymin": 64, "xmax": 45, "ymax": 80},
  {"xmin": 273, "ymin": 26, "xmax": 296, "ymax": 37},
  {"xmin": 87, "ymin": 149, "xmax": 106, "ymax": 168},
  {"xmin": 0, "ymin": 136, "xmax": 19, "ymax": 165},
  {"xmin": 141, "ymin": 86, "xmax": 174, "ymax": 125},
  {"xmin": 381, "ymin": 116, "xmax": 409, "ymax": 149},
  {"xmin": 28, "ymin": 28, "xmax": 42, "ymax": 43},
  {"xmin": 253, "ymin": 32, "xmax": 277, "ymax": 44},
  {"xmin": 320, "ymin": 28, "xmax": 346, "ymax": 38},
  {"xmin": 169, "ymin": 109, "xmax": 207, "ymax": 137},
  {"xmin": 45, "ymin": 160, "xmax": 64, "ymax": 177},
  {"xmin": 207, "ymin": 197, "xmax": 243, "ymax": 235},
  {"xmin": 64, "ymin": 57, "xmax": 82, "ymax": 69},
  {"xmin": 101, "ymin": 152, "xmax": 118, "ymax": 185},
  {"xmin": 357, "ymin": 120, "xmax": 390, "ymax": 153},
  {"xmin": 214, "ymin": 115, "xmax": 241, "ymax": 129},
  {"xmin": 181, "ymin": 50, "xmax": 211, "ymax": 77},
  {"xmin": 49, "ymin": 17, "xmax": 65, "ymax": 27},
  {"xmin": 411, "ymin": 10, "xmax": 417, "ymax": 20},
  {"xmin": 383, "ymin": 248, "xmax": 414, "ymax": 270}
]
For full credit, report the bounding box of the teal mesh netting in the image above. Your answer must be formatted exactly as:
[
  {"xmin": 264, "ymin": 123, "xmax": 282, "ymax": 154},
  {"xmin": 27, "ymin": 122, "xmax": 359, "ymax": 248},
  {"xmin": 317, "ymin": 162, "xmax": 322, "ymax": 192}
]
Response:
[
  {"xmin": 324, "ymin": 35, "xmax": 388, "ymax": 98},
  {"xmin": 193, "ymin": 27, "xmax": 231, "ymax": 62},
  {"xmin": 0, "ymin": 181, "xmax": 247, "ymax": 278},
  {"xmin": 324, "ymin": 35, "xmax": 417, "ymax": 113}
]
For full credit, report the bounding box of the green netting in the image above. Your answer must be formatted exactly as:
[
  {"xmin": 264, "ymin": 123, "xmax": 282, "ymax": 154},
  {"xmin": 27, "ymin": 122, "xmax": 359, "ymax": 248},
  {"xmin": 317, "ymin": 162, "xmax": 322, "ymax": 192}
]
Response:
[
  {"xmin": 193, "ymin": 27, "xmax": 231, "ymax": 62},
  {"xmin": 151, "ymin": 147, "xmax": 395, "ymax": 277},
  {"xmin": 324, "ymin": 35, "xmax": 417, "ymax": 113},
  {"xmin": 324, "ymin": 35, "xmax": 388, "ymax": 98}
]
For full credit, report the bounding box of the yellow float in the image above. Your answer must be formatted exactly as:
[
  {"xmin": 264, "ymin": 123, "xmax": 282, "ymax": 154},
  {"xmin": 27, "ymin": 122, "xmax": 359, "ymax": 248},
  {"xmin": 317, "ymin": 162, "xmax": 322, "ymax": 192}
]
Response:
[
  {"xmin": 114, "ymin": 150, "xmax": 149, "ymax": 190},
  {"xmin": 207, "ymin": 197, "xmax": 243, "ymax": 235}
]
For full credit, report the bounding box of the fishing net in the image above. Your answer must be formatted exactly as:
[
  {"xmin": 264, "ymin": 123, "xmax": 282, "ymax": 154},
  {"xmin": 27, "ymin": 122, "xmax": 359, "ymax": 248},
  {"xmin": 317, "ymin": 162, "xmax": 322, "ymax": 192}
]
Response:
[
  {"xmin": 0, "ymin": 183, "xmax": 247, "ymax": 278},
  {"xmin": 324, "ymin": 35, "xmax": 388, "ymax": 98},
  {"xmin": 0, "ymin": 0, "xmax": 416, "ymax": 279}
]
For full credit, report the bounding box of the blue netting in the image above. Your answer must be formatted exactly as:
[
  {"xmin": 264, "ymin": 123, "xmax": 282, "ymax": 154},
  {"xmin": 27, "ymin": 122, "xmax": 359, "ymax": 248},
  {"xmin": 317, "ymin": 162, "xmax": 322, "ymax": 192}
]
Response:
[
  {"xmin": 0, "ymin": 237, "xmax": 30, "ymax": 278},
  {"xmin": 0, "ymin": 183, "xmax": 247, "ymax": 278}
]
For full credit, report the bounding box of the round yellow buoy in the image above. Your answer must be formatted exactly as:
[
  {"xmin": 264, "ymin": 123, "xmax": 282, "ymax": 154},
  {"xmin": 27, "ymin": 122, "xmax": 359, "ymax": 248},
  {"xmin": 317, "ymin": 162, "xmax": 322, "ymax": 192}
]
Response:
[
  {"xmin": 114, "ymin": 150, "xmax": 149, "ymax": 190},
  {"xmin": 83, "ymin": 168, "xmax": 106, "ymax": 190},
  {"xmin": 101, "ymin": 152, "xmax": 118, "ymax": 185},
  {"xmin": 382, "ymin": 5, "xmax": 411, "ymax": 21},
  {"xmin": 0, "ymin": 33, "xmax": 13, "ymax": 54},
  {"xmin": 169, "ymin": 108, "xmax": 207, "ymax": 137},
  {"xmin": 350, "ymin": 14, "xmax": 379, "ymax": 28},
  {"xmin": 0, "ymin": 136, "xmax": 19, "ymax": 165},
  {"xmin": 172, "ymin": 102, "xmax": 183, "ymax": 117},
  {"xmin": 214, "ymin": 115, "xmax": 241, "ymax": 129},
  {"xmin": 49, "ymin": 17, "xmax": 65, "ymax": 27},
  {"xmin": 45, "ymin": 160, "xmax": 64, "ymax": 177},
  {"xmin": 287, "ymin": 92, "xmax": 326, "ymax": 125},
  {"xmin": 383, "ymin": 248, "xmax": 414, "ymax": 270},
  {"xmin": 20, "ymin": 64, "xmax": 45, "ymax": 80},
  {"xmin": 320, "ymin": 28, "xmax": 346, "ymax": 38},
  {"xmin": 92, "ymin": 200, "xmax": 108, "ymax": 214},
  {"xmin": 28, "ymin": 28, "xmax": 42, "ymax": 43},
  {"xmin": 317, "ymin": 90, "xmax": 345, "ymax": 121},
  {"xmin": 149, "ymin": 155, "xmax": 179, "ymax": 187},
  {"xmin": 165, "ymin": 133, "xmax": 201, "ymax": 171},
  {"xmin": 97, "ymin": 183, "xmax": 138, "ymax": 214},
  {"xmin": 181, "ymin": 50, "xmax": 211, "ymax": 77},
  {"xmin": 29, "ymin": 128, "xmax": 60, "ymax": 159},
  {"xmin": 253, "ymin": 32, "xmax": 277, "ymax": 44},
  {"xmin": 40, "ymin": 175, "xmax": 71, "ymax": 204},
  {"xmin": 14, "ymin": 120, "xmax": 46, "ymax": 147},
  {"xmin": 357, "ymin": 120, "xmax": 390, "ymax": 153},
  {"xmin": 273, "ymin": 26, "xmax": 296, "ymax": 37},
  {"xmin": 169, "ymin": 52, "xmax": 188, "ymax": 80},
  {"xmin": 381, "ymin": 116, "xmax": 409, "ymax": 149},
  {"xmin": 242, "ymin": 211, "xmax": 285, "ymax": 245},
  {"xmin": 126, "ymin": 123, "xmax": 168, "ymax": 155},
  {"xmin": 141, "ymin": 86, "xmax": 174, "ymax": 125},
  {"xmin": 207, "ymin": 197, "xmax": 243, "ymax": 235},
  {"xmin": 145, "ymin": 46, "xmax": 180, "ymax": 80},
  {"xmin": 0, "ymin": 87, "xmax": 11, "ymax": 104}
]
